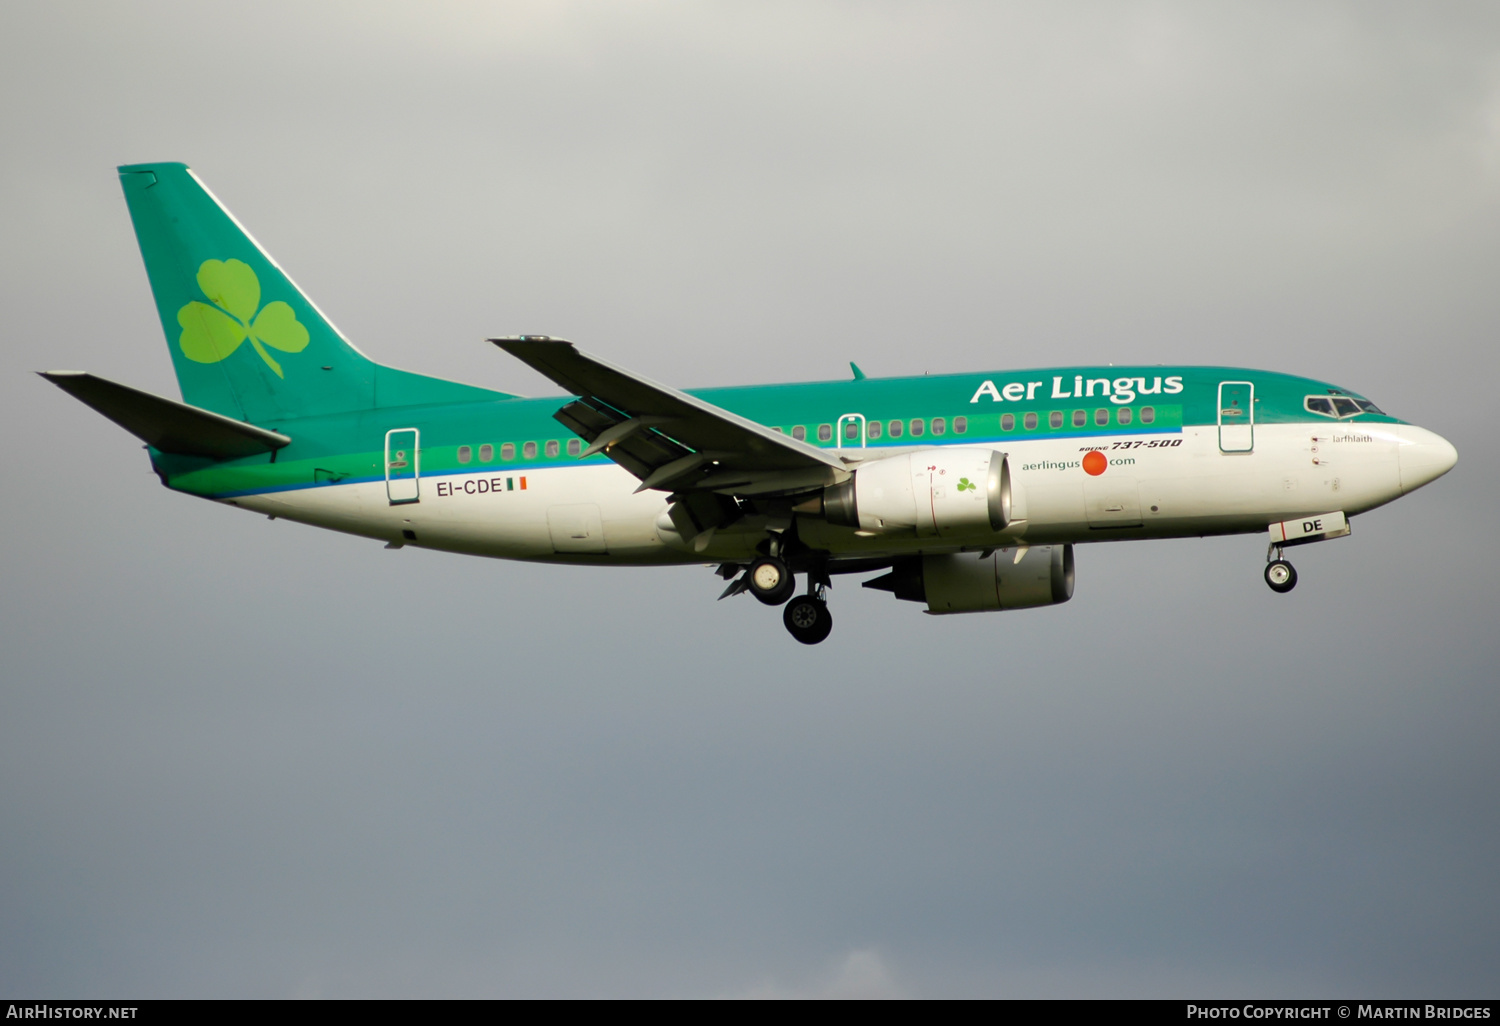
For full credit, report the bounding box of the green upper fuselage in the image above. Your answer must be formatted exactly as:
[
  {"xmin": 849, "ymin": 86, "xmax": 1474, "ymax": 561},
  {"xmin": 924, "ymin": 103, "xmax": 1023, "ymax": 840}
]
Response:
[{"xmin": 153, "ymin": 365, "xmax": 1396, "ymax": 500}]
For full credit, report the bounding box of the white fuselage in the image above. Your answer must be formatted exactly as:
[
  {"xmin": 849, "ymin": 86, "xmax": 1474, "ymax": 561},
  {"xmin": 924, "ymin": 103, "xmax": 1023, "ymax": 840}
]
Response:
[{"xmin": 226, "ymin": 422, "xmax": 1451, "ymax": 565}]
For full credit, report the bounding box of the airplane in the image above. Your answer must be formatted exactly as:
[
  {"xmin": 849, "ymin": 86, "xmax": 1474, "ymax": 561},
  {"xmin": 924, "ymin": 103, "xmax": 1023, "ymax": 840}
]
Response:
[{"xmin": 42, "ymin": 162, "xmax": 1459, "ymax": 645}]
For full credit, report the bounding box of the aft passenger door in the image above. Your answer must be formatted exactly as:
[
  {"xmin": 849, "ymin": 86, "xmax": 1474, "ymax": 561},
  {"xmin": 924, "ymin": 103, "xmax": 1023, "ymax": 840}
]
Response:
[
  {"xmin": 1218, "ymin": 382, "xmax": 1254, "ymax": 453},
  {"xmin": 385, "ymin": 428, "xmax": 420, "ymax": 504}
]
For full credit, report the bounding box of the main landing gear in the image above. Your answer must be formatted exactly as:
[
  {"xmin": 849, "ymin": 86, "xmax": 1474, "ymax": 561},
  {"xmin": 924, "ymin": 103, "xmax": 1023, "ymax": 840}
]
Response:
[
  {"xmin": 747, "ymin": 555, "xmax": 795, "ymax": 606},
  {"xmin": 718, "ymin": 551, "xmax": 835, "ymax": 644},
  {"xmin": 1264, "ymin": 545, "xmax": 1298, "ymax": 594},
  {"xmin": 783, "ymin": 584, "xmax": 833, "ymax": 646}
]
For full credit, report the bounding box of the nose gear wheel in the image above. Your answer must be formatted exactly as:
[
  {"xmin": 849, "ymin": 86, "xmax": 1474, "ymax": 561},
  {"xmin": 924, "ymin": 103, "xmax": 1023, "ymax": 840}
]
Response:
[{"xmin": 1265, "ymin": 558, "xmax": 1297, "ymax": 593}]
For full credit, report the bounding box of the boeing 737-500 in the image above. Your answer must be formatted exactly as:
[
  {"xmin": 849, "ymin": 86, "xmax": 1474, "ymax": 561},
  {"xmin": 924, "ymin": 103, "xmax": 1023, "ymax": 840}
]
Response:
[{"xmin": 43, "ymin": 163, "xmax": 1459, "ymax": 644}]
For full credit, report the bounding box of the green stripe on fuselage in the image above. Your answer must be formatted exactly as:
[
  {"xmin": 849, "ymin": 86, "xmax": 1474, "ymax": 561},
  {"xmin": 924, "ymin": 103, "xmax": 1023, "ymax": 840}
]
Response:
[{"xmin": 151, "ymin": 366, "xmax": 1402, "ymax": 499}]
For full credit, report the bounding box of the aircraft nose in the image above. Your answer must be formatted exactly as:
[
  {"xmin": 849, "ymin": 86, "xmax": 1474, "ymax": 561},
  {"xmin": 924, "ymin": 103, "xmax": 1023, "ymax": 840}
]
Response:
[{"xmin": 1397, "ymin": 425, "xmax": 1458, "ymax": 494}]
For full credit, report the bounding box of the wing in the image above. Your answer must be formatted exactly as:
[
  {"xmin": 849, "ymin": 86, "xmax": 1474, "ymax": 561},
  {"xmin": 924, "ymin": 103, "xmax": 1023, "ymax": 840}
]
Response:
[{"xmin": 491, "ymin": 337, "xmax": 847, "ymax": 497}]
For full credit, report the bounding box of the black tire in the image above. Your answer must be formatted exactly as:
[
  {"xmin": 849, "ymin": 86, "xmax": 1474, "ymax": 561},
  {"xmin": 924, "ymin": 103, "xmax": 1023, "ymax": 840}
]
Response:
[
  {"xmin": 1265, "ymin": 559, "xmax": 1298, "ymax": 594},
  {"xmin": 748, "ymin": 556, "xmax": 795, "ymax": 606},
  {"xmin": 783, "ymin": 596, "xmax": 833, "ymax": 645}
]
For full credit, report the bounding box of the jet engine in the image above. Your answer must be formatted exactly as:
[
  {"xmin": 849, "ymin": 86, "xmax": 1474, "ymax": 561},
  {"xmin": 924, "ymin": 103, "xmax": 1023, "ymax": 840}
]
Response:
[
  {"xmin": 864, "ymin": 545, "xmax": 1074, "ymax": 614},
  {"xmin": 823, "ymin": 448, "xmax": 1011, "ymax": 538}
]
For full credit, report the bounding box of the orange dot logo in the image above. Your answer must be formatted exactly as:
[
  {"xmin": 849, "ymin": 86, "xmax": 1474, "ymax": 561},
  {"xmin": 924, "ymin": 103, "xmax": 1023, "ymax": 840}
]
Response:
[{"xmin": 1083, "ymin": 451, "xmax": 1107, "ymax": 476}]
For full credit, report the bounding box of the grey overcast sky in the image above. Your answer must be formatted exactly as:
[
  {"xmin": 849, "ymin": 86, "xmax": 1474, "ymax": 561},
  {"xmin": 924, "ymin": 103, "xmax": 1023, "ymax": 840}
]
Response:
[{"xmin": 2, "ymin": 1, "xmax": 1497, "ymax": 998}]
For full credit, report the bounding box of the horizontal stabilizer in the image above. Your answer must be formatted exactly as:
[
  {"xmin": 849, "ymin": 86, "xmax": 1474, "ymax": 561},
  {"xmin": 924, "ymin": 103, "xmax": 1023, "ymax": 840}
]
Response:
[{"xmin": 40, "ymin": 371, "xmax": 290, "ymax": 459}]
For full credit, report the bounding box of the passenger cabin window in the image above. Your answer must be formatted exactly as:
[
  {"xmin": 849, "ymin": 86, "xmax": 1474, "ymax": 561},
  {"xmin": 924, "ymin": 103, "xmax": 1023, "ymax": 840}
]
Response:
[
  {"xmin": 910, "ymin": 419, "xmax": 924, "ymax": 437},
  {"xmin": 523, "ymin": 441, "xmax": 537, "ymax": 459},
  {"xmin": 1050, "ymin": 411, "xmax": 1063, "ymax": 429},
  {"xmin": 932, "ymin": 417, "xmax": 946, "ymax": 436},
  {"xmin": 1024, "ymin": 412, "xmax": 1038, "ymax": 430},
  {"xmin": 1094, "ymin": 409, "xmax": 1109, "ymax": 426},
  {"xmin": 1073, "ymin": 410, "xmax": 1087, "ymax": 428},
  {"xmin": 791, "ymin": 425, "xmax": 806, "ymax": 441},
  {"xmin": 953, "ymin": 416, "xmax": 967, "ymax": 434},
  {"xmin": 888, "ymin": 420, "xmax": 903, "ymax": 439},
  {"xmin": 545, "ymin": 440, "xmax": 560, "ymax": 457},
  {"xmin": 457, "ymin": 445, "xmax": 472, "ymax": 464},
  {"xmin": 818, "ymin": 424, "xmax": 832, "ymax": 443},
  {"xmin": 1140, "ymin": 407, "xmax": 1155, "ymax": 425},
  {"xmin": 501, "ymin": 443, "xmax": 515, "ymax": 460},
  {"xmin": 772, "ymin": 426, "xmax": 784, "ymax": 433},
  {"xmin": 1117, "ymin": 408, "xmax": 1132, "ymax": 426},
  {"xmin": 845, "ymin": 421, "xmax": 859, "ymax": 440},
  {"xmin": 1001, "ymin": 413, "xmax": 1015, "ymax": 431},
  {"xmin": 479, "ymin": 444, "xmax": 494, "ymax": 462},
  {"xmin": 867, "ymin": 421, "xmax": 882, "ymax": 440},
  {"xmin": 567, "ymin": 438, "xmax": 581, "ymax": 456}
]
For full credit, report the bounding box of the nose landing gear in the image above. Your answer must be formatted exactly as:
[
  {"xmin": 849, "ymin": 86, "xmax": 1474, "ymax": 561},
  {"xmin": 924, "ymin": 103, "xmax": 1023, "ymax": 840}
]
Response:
[{"xmin": 1264, "ymin": 545, "xmax": 1297, "ymax": 593}]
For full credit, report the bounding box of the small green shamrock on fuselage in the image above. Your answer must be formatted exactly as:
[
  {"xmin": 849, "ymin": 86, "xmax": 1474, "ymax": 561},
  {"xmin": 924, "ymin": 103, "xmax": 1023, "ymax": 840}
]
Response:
[
  {"xmin": 956, "ymin": 477, "xmax": 976, "ymax": 492},
  {"xmin": 176, "ymin": 259, "xmax": 308, "ymax": 378}
]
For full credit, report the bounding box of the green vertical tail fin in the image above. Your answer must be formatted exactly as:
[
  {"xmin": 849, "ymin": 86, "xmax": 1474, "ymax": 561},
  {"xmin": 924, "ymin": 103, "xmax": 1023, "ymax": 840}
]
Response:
[{"xmin": 119, "ymin": 162, "xmax": 510, "ymax": 423}]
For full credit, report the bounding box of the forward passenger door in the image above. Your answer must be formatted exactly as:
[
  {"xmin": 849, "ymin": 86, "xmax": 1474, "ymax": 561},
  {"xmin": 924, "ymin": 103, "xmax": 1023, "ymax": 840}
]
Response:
[{"xmin": 1218, "ymin": 382, "xmax": 1254, "ymax": 453}]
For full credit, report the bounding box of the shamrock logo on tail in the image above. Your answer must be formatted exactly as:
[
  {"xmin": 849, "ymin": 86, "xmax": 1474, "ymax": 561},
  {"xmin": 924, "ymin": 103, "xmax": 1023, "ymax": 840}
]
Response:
[
  {"xmin": 956, "ymin": 477, "xmax": 976, "ymax": 492},
  {"xmin": 176, "ymin": 259, "xmax": 308, "ymax": 378}
]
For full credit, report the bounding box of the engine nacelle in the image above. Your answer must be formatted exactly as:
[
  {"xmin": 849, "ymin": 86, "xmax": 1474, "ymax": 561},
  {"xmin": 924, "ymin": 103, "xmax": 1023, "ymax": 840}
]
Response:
[
  {"xmin": 864, "ymin": 545, "xmax": 1075, "ymax": 614},
  {"xmin": 824, "ymin": 448, "xmax": 1011, "ymax": 538}
]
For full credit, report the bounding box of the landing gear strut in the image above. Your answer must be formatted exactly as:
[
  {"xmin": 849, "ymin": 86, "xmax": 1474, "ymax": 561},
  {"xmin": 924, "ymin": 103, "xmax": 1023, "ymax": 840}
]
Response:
[
  {"xmin": 1264, "ymin": 545, "xmax": 1297, "ymax": 594},
  {"xmin": 783, "ymin": 573, "xmax": 833, "ymax": 645},
  {"xmin": 719, "ymin": 533, "xmax": 836, "ymax": 643}
]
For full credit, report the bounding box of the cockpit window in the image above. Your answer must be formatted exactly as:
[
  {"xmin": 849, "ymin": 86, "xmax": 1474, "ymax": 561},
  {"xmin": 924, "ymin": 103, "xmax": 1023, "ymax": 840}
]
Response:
[{"xmin": 1305, "ymin": 394, "xmax": 1385, "ymax": 419}]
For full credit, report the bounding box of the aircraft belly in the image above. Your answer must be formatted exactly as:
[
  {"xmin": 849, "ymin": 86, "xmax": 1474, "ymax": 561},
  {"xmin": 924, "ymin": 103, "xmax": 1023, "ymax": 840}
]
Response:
[
  {"xmin": 1001, "ymin": 425, "xmax": 1387, "ymax": 541},
  {"xmin": 216, "ymin": 425, "xmax": 1405, "ymax": 563},
  {"xmin": 230, "ymin": 482, "xmax": 379, "ymax": 538},
  {"xmin": 793, "ymin": 517, "xmax": 1028, "ymax": 561},
  {"xmin": 1024, "ymin": 480, "xmax": 1087, "ymax": 532},
  {"xmin": 417, "ymin": 464, "xmax": 667, "ymax": 559}
]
